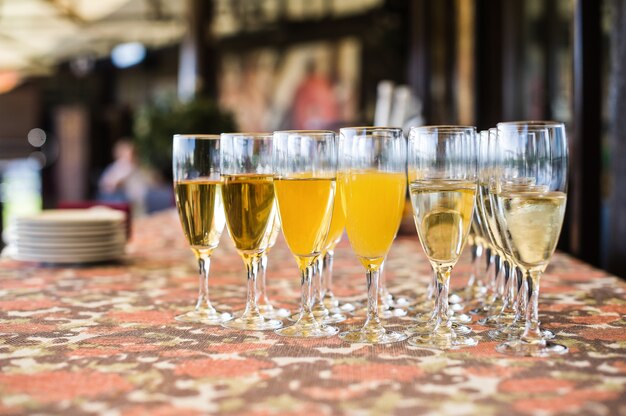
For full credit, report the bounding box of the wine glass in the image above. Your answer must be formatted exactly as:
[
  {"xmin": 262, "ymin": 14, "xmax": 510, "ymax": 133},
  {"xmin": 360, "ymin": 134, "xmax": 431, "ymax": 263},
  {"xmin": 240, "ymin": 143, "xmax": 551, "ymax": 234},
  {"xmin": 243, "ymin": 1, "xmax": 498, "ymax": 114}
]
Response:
[
  {"xmin": 407, "ymin": 125, "xmax": 478, "ymax": 349},
  {"xmin": 172, "ymin": 134, "xmax": 232, "ymax": 324},
  {"xmin": 220, "ymin": 133, "xmax": 282, "ymax": 331},
  {"xmin": 257, "ymin": 215, "xmax": 291, "ymax": 319},
  {"xmin": 476, "ymin": 128, "xmax": 519, "ymax": 328},
  {"xmin": 338, "ymin": 127, "xmax": 407, "ymax": 344},
  {"xmin": 273, "ymin": 130, "xmax": 339, "ymax": 338},
  {"xmin": 494, "ymin": 121, "xmax": 568, "ymax": 356}
]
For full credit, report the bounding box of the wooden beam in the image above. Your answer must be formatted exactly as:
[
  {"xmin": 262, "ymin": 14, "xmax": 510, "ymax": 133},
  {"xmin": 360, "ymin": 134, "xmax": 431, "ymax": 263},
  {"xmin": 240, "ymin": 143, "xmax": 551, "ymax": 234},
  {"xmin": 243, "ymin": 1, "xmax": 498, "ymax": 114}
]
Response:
[
  {"xmin": 406, "ymin": 0, "xmax": 432, "ymax": 122},
  {"xmin": 474, "ymin": 0, "xmax": 503, "ymax": 130},
  {"xmin": 570, "ymin": 0, "xmax": 602, "ymax": 265},
  {"xmin": 606, "ymin": 0, "xmax": 626, "ymax": 277}
]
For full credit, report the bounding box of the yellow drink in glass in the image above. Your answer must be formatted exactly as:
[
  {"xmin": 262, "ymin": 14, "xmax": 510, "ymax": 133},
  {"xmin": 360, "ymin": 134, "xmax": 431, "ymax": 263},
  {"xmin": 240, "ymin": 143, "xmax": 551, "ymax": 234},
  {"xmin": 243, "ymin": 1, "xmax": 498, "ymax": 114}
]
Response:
[
  {"xmin": 274, "ymin": 177, "xmax": 335, "ymax": 267},
  {"xmin": 344, "ymin": 170, "xmax": 406, "ymax": 268}
]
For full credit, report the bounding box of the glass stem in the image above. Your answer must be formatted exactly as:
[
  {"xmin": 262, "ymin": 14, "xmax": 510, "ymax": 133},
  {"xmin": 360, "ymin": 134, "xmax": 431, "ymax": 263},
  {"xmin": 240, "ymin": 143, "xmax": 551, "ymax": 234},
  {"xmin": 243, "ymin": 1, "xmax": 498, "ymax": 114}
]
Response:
[
  {"xmin": 484, "ymin": 248, "xmax": 496, "ymax": 297},
  {"xmin": 314, "ymin": 257, "xmax": 324, "ymax": 303},
  {"xmin": 434, "ymin": 266, "xmax": 452, "ymax": 331},
  {"xmin": 311, "ymin": 258, "xmax": 328, "ymax": 316},
  {"xmin": 514, "ymin": 271, "xmax": 528, "ymax": 322},
  {"xmin": 521, "ymin": 269, "xmax": 544, "ymax": 344},
  {"xmin": 322, "ymin": 250, "xmax": 336, "ymax": 301},
  {"xmin": 378, "ymin": 262, "xmax": 391, "ymax": 305},
  {"xmin": 494, "ymin": 254, "xmax": 503, "ymax": 297},
  {"xmin": 195, "ymin": 255, "xmax": 216, "ymax": 313},
  {"xmin": 465, "ymin": 242, "xmax": 483, "ymax": 301},
  {"xmin": 297, "ymin": 264, "xmax": 317, "ymax": 324},
  {"xmin": 363, "ymin": 265, "xmax": 384, "ymax": 334},
  {"xmin": 241, "ymin": 254, "xmax": 263, "ymax": 319},
  {"xmin": 500, "ymin": 259, "xmax": 512, "ymax": 310},
  {"xmin": 256, "ymin": 252, "xmax": 271, "ymax": 307}
]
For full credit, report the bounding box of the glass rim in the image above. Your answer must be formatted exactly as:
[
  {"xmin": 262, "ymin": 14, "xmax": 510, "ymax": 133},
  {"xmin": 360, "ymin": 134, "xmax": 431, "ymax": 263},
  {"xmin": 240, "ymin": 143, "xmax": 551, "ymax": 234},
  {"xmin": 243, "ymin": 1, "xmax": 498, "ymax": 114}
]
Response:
[
  {"xmin": 173, "ymin": 134, "xmax": 220, "ymax": 140},
  {"xmin": 220, "ymin": 132, "xmax": 273, "ymax": 139},
  {"xmin": 339, "ymin": 126, "xmax": 403, "ymax": 133},
  {"xmin": 409, "ymin": 125, "xmax": 476, "ymax": 133},
  {"xmin": 497, "ymin": 120, "xmax": 564, "ymax": 129},
  {"xmin": 274, "ymin": 129, "xmax": 336, "ymax": 135}
]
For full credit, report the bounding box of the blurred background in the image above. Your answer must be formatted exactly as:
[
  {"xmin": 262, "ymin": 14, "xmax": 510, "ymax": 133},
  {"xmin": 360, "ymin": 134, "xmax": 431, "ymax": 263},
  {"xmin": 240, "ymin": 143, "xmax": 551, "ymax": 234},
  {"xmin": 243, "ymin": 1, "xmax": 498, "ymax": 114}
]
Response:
[{"xmin": 0, "ymin": 0, "xmax": 624, "ymax": 278}]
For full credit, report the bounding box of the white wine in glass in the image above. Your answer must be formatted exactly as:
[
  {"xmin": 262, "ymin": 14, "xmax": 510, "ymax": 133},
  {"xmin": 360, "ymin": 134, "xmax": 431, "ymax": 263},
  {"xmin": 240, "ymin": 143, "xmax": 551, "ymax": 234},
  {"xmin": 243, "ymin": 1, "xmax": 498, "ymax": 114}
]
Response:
[
  {"xmin": 221, "ymin": 133, "xmax": 282, "ymax": 331},
  {"xmin": 407, "ymin": 125, "xmax": 478, "ymax": 349},
  {"xmin": 494, "ymin": 121, "xmax": 568, "ymax": 357},
  {"xmin": 173, "ymin": 134, "xmax": 232, "ymax": 325}
]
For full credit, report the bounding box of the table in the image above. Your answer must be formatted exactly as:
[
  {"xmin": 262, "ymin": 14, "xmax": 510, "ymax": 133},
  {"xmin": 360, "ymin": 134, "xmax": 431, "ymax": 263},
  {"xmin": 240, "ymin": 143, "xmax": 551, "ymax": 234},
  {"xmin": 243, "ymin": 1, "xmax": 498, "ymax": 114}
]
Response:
[{"xmin": 1, "ymin": 210, "xmax": 625, "ymax": 415}]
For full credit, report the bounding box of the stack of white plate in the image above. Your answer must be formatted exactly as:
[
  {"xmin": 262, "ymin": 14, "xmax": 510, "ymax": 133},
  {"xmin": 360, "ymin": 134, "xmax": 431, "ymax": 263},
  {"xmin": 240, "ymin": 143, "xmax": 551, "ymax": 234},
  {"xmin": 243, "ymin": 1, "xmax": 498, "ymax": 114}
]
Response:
[{"xmin": 6, "ymin": 208, "xmax": 127, "ymax": 264}]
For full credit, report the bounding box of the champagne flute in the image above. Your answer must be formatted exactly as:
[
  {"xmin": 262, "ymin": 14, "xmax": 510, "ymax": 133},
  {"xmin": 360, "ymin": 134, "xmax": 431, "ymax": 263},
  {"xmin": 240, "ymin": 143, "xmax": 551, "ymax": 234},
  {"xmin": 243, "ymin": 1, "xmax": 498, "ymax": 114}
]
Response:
[
  {"xmin": 494, "ymin": 121, "xmax": 568, "ymax": 356},
  {"xmin": 407, "ymin": 125, "xmax": 478, "ymax": 349},
  {"xmin": 257, "ymin": 215, "xmax": 291, "ymax": 319},
  {"xmin": 477, "ymin": 129, "xmax": 518, "ymax": 327},
  {"xmin": 221, "ymin": 133, "xmax": 282, "ymax": 331},
  {"xmin": 273, "ymin": 130, "xmax": 339, "ymax": 337},
  {"xmin": 172, "ymin": 134, "xmax": 232, "ymax": 324},
  {"xmin": 338, "ymin": 127, "xmax": 407, "ymax": 344}
]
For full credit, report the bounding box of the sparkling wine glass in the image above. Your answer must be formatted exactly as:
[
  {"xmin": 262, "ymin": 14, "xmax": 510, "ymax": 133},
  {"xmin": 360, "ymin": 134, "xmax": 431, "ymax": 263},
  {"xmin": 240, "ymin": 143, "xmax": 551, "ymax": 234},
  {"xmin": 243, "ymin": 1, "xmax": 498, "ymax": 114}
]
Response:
[
  {"xmin": 257, "ymin": 215, "xmax": 290, "ymax": 319},
  {"xmin": 273, "ymin": 130, "xmax": 339, "ymax": 337},
  {"xmin": 338, "ymin": 127, "xmax": 407, "ymax": 344},
  {"xmin": 172, "ymin": 134, "xmax": 232, "ymax": 324},
  {"xmin": 476, "ymin": 128, "xmax": 519, "ymax": 328},
  {"xmin": 407, "ymin": 125, "xmax": 478, "ymax": 349},
  {"xmin": 494, "ymin": 121, "xmax": 568, "ymax": 356},
  {"xmin": 221, "ymin": 133, "xmax": 282, "ymax": 331}
]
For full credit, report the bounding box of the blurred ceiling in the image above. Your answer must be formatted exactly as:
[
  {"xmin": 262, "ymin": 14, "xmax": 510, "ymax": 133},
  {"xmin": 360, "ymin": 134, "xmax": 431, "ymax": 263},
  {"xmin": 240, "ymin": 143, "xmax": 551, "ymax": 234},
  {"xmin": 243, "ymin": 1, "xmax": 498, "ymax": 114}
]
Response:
[
  {"xmin": 0, "ymin": 0, "xmax": 383, "ymax": 79},
  {"xmin": 0, "ymin": 0, "xmax": 186, "ymax": 75}
]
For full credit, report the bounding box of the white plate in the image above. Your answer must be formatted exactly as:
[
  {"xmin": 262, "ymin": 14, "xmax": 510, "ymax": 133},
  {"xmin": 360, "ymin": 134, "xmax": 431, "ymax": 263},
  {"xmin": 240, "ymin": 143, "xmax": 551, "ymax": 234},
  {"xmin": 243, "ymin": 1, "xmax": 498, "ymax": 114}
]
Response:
[
  {"xmin": 12, "ymin": 236, "xmax": 126, "ymax": 249},
  {"xmin": 7, "ymin": 247, "xmax": 125, "ymax": 264},
  {"xmin": 10, "ymin": 225, "xmax": 126, "ymax": 238},
  {"xmin": 14, "ymin": 208, "xmax": 126, "ymax": 227},
  {"xmin": 15, "ymin": 243, "xmax": 125, "ymax": 254}
]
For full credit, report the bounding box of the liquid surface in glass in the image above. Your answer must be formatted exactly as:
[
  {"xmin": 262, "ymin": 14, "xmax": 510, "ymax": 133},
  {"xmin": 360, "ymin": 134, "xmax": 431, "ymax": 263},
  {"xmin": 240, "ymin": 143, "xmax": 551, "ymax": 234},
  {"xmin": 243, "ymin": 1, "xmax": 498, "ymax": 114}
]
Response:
[
  {"xmin": 323, "ymin": 180, "xmax": 346, "ymax": 250},
  {"xmin": 344, "ymin": 170, "xmax": 405, "ymax": 268},
  {"xmin": 274, "ymin": 176, "xmax": 335, "ymax": 264},
  {"xmin": 494, "ymin": 190, "xmax": 566, "ymax": 271},
  {"xmin": 410, "ymin": 179, "xmax": 476, "ymax": 268},
  {"xmin": 222, "ymin": 174, "xmax": 275, "ymax": 253},
  {"xmin": 174, "ymin": 179, "xmax": 225, "ymax": 253}
]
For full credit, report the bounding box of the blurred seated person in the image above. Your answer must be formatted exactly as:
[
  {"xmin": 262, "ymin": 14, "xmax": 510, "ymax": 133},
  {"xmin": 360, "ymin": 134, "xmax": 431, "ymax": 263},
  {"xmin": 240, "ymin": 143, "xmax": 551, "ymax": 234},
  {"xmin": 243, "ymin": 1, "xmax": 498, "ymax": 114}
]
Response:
[{"xmin": 98, "ymin": 139, "xmax": 172, "ymax": 216}]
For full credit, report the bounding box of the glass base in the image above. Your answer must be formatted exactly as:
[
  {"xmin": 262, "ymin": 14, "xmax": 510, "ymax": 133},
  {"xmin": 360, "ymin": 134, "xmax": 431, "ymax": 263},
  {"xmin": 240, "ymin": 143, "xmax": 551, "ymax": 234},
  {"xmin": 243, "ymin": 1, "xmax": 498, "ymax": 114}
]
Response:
[
  {"xmin": 175, "ymin": 309, "xmax": 232, "ymax": 325},
  {"xmin": 379, "ymin": 307, "xmax": 408, "ymax": 318},
  {"xmin": 353, "ymin": 304, "xmax": 407, "ymax": 318},
  {"xmin": 259, "ymin": 304, "xmax": 291, "ymax": 319},
  {"xmin": 338, "ymin": 301, "xmax": 361, "ymax": 313},
  {"xmin": 449, "ymin": 293, "xmax": 464, "ymax": 304},
  {"xmin": 488, "ymin": 326, "xmax": 556, "ymax": 341},
  {"xmin": 275, "ymin": 321, "xmax": 338, "ymax": 337},
  {"xmin": 222, "ymin": 314, "xmax": 282, "ymax": 331},
  {"xmin": 496, "ymin": 339, "xmax": 568, "ymax": 357},
  {"xmin": 406, "ymin": 321, "xmax": 472, "ymax": 336},
  {"xmin": 288, "ymin": 309, "xmax": 348, "ymax": 324},
  {"xmin": 386, "ymin": 295, "xmax": 412, "ymax": 308},
  {"xmin": 449, "ymin": 302, "xmax": 464, "ymax": 312},
  {"xmin": 450, "ymin": 312, "xmax": 472, "ymax": 324},
  {"xmin": 339, "ymin": 327, "xmax": 408, "ymax": 344},
  {"xmin": 408, "ymin": 331, "xmax": 478, "ymax": 349},
  {"xmin": 323, "ymin": 295, "xmax": 360, "ymax": 313}
]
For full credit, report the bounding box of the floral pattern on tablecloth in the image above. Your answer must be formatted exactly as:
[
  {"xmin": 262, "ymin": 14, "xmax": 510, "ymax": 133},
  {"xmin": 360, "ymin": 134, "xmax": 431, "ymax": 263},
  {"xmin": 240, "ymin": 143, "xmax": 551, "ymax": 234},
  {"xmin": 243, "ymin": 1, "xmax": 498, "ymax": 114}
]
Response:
[{"xmin": 1, "ymin": 210, "xmax": 625, "ymax": 415}]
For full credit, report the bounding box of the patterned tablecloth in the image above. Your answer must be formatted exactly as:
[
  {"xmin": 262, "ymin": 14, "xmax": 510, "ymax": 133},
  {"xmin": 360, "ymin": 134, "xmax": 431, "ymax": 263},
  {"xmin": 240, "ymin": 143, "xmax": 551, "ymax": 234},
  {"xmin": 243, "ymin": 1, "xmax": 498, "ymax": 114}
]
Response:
[{"xmin": 1, "ymin": 210, "xmax": 625, "ymax": 416}]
